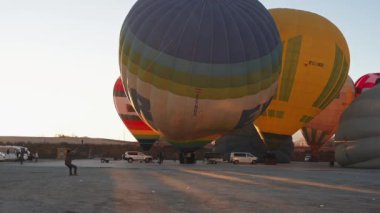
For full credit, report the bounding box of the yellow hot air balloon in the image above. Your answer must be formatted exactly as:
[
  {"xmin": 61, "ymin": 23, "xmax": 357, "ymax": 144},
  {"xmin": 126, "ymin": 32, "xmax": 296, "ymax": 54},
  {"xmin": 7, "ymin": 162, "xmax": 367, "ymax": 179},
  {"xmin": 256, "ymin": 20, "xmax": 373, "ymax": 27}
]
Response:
[
  {"xmin": 255, "ymin": 8, "xmax": 350, "ymax": 161},
  {"xmin": 301, "ymin": 76, "xmax": 355, "ymax": 160}
]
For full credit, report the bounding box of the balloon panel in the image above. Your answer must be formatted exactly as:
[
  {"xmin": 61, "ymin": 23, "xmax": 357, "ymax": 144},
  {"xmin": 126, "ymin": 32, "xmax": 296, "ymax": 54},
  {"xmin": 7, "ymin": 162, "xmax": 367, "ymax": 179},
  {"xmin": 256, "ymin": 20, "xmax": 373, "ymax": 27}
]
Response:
[
  {"xmin": 302, "ymin": 77, "xmax": 355, "ymax": 147},
  {"xmin": 113, "ymin": 77, "xmax": 159, "ymax": 146},
  {"xmin": 354, "ymin": 73, "xmax": 380, "ymax": 97},
  {"xmin": 255, "ymin": 9, "xmax": 350, "ymax": 136},
  {"xmin": 167, "ymin": 137, "xmax": 216, "ymax": 152},
  {"xmin": 336, "ymin": 85, "xmax": 380, "ymax": 140},
  {"xmin": 119, "ymin": 0, "xmax": 282, "ymax": 141},
  {"xmin": 335, "ymin": 85, "xmax": 380, "ymax": 168}
]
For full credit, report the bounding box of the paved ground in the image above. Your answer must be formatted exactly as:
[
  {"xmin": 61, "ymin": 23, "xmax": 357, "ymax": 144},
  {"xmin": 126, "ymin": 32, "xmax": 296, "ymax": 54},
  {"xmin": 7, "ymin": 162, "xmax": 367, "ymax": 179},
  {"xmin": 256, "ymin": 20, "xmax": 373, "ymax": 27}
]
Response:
[{"xmin": 0, "ymin": 159, "xmax": 379, "ymax": 213}]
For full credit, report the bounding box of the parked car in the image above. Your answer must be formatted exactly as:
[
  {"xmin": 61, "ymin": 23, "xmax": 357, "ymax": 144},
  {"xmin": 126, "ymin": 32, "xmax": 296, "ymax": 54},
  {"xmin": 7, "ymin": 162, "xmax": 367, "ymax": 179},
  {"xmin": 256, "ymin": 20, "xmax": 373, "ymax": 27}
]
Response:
[
  {"xmin": 204, "ymin": 152, "xmax": 224, "ymax": 164},
  {"xmin": 0, "ymin": 152, "xmax": 6, "ymax": 161},
  {"xmin": 304, "ymin": 154, "xmax": 312, "ymax": 162},
  {"xmin": 230, "ymin": 152, "xmax": 258, "ymax": 164},
  {"xmin": 123, "ymin": 151, "xmax": 153, "ymax": 163}
]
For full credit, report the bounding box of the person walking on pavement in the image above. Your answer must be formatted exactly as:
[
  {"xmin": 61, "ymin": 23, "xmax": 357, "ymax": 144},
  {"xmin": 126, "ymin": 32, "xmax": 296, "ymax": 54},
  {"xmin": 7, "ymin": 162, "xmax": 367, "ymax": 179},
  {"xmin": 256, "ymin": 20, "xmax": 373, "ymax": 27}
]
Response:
[
  {"xmin": 34, "ymin": 152, "xmax": 39, "ymax": 162},
  {"xmin": 158, "ymin": 151, "xmax": 164, "ymax": 165},
  {"xmin": 65, "ymin": 149, "xmax": 78, "ymax": 176},
  {"xmin": 19, "ymin": 148, "xmax": 26, "ymax": 165}
]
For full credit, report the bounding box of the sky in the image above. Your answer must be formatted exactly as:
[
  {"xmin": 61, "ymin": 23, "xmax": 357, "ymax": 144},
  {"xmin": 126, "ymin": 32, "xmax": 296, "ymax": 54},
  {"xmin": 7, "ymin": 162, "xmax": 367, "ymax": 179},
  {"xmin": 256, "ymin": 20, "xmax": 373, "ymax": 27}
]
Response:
[{"xmin": 0, "ymin": 0, "xmax": 379, "ymax": 142}]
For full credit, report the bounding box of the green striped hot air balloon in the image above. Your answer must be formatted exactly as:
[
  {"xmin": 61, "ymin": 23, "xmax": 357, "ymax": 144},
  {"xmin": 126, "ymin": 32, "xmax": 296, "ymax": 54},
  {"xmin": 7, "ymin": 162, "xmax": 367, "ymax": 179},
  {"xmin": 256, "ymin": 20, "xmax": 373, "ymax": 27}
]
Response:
[{"xmin": 119, "ymin": 0, "xmax": 282, "ymax": 151}]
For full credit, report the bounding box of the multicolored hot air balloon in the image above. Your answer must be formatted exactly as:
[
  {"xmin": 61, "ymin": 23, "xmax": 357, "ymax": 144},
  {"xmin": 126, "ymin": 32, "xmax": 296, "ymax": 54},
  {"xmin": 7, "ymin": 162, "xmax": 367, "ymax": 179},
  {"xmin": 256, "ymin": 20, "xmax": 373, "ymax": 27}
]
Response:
[
  {"xmin": 113, "ymin": 77, "xmax": 159, "ymax": 151},
  {"xmin": 119, "ymin": 0, "xmax": 282, "ymax": 151},
  {"xmin": 255, "ymin": 9, "xmax": 350, "ymax": 162},
  {"xmin": 354, "ymin": 73, "xmax": 380, "ymax": 97},
  {"xmin": 301, "ymin": 76, "xmax": 355, "ymax": 160}
]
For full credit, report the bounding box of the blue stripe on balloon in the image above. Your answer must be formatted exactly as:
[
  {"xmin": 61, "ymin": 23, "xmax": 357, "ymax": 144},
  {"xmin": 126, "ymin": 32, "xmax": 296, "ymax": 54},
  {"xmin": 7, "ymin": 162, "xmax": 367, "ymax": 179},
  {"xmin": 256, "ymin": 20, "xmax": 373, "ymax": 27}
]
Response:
[{"xmin": 123, "ymin": 0, "xmax": 280, "ymax": 63}]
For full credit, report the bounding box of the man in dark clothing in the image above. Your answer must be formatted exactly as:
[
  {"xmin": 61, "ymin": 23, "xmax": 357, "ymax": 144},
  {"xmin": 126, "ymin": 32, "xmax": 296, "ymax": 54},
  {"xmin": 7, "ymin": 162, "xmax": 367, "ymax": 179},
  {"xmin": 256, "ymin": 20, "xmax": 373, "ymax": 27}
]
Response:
[
  {"xmin": 19, "ymin": 149, "xmax": 26, "ymax": 165},
  {"xmin": 65, "ymin": 149, "xmax": 78, "ymax": 176},
  {"xmin": 158, "ymin": 151, "xmax": 164, "ymax": 164}
]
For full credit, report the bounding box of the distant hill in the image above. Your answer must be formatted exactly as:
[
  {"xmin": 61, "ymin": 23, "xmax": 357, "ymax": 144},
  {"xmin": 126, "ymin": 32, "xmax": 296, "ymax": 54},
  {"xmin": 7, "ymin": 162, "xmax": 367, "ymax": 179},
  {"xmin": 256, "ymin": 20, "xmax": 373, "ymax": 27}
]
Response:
[
  {"xmin": 0, "ymin": 136, "xmax": 136, "ymax": 145},
  {"xmin": 0, "ymin": 136, "xmax": 140, "ymax": 159}
]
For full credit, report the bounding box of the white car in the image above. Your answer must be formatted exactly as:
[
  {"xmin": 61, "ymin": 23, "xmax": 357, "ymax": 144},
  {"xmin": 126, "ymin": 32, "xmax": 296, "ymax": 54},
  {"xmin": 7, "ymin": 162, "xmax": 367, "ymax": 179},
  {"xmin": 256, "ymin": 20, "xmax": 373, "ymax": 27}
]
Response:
[
  {"xmin": 204, "ymin": 152, "xmax": 224, "ymax": 164},
  {"xmin": 0, "ymin": 152, "xmax": 6, "ymax": 161},
  {"xmin": 304, "ymin": 154, "xmax": 312, "ymax": 162},
  {"xmin": 230, "ymin": 152, "xmax": 258, "ymax": 164},
  {"xmin": 123, "ymin": 151, "xmax": 153, "ymax": 163}
]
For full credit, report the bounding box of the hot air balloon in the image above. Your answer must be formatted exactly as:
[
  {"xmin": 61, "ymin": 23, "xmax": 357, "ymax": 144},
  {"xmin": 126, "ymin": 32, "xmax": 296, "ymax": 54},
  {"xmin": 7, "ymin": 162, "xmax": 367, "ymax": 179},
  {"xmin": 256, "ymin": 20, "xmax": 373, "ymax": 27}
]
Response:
[
  {"xmin": 301, "ymin": 76, "xmax": 355, "ymax": 161},
  {"xmin": 255, "ymin": 9, "xmax": 350, "ymax": 163},
  {"xmin": 335, "ymin": 84, "xmax": 380, "ymax": 168},
  {"xmin": 113, "ymin": 77, "xmax": 159, "ymax": 151},
  {"xmin": 119, "ymin": 0, "xmax": 282, "ymax": 159},
  {"xmin": 354, "ymin": 73, "xmax": 380, "ymax": 97}
]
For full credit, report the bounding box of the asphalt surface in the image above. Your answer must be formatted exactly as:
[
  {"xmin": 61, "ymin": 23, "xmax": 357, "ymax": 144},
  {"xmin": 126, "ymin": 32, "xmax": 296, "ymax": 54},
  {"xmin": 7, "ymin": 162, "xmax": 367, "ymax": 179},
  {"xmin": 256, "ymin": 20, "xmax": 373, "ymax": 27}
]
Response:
[{"xmin": 0, "ymin": 159, "xmax": 379, "ymax": 213}]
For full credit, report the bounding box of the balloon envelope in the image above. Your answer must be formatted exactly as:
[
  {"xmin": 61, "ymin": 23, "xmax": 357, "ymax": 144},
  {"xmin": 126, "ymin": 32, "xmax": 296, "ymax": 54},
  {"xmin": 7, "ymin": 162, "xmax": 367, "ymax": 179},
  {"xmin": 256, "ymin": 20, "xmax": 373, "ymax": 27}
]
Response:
[
  {"xmin": 256, "ymin": 9, "xmax": 350, "ymax": 138},
  {"xmin": 302, "ymin": 76, "xmax": 355, "ymax": 152},
  {"xmin": 335, "ymin": 85, "xmax": 380, "ymax": 168},
  {"xmin": 119, "ymin": 0, "xmax": 282, "ymax": 143},
  {"xmin": 354, "ymin": 73, "xmax": 380, "ymax": 97},
  {"xmin": 113, "ymin": 77, "xmax": 159, "ymax": 150}
]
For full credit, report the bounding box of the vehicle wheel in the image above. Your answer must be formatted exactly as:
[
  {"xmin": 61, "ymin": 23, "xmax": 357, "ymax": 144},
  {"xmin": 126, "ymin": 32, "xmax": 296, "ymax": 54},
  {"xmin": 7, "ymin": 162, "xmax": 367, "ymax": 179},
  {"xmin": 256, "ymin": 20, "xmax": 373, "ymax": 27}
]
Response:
[
  {"xmin": 233, "ymin": 160, "xmax": 239, "ymax": 164},
  {"xmin": 251, "ymin": 160, "xmax": 256, "ymax": 164},
  {"xmin": 145, "ymin": 158, "xmax": 152, "ymax": 163},
  {"xmin": 127, "ymin": 158, "xmax": 133, "ymax": 163}
]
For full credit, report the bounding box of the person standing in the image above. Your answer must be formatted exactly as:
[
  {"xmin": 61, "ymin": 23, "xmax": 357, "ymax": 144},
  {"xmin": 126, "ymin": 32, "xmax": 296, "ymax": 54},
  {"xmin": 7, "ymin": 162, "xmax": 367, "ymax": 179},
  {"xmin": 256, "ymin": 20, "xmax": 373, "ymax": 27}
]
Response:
[
  {"xmin": 65, "ymin": 149, "xmax": 78, "ymax": 176},
  {"xmin": 34, "ymin": 152, "xmax": 39, "ymax": 162},
  {"xmin": 19, "ymin": 148, "xmax": 25, "ymax": 165},
  {"xmin": 158, "ymin": 151, "xmax": 164, "ymax": 164},
  {"xmin": 16, "ymin": 150, "xmax": 20, "ymax": 160}
]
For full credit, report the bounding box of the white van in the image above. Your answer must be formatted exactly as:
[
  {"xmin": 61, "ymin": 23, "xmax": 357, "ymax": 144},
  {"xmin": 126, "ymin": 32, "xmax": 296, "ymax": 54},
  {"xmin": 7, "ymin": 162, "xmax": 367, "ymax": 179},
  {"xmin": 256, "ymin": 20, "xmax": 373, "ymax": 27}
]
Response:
[
  {"xmin": 230, "ymin": 152, "xmax": 258, "ymax": 164},
  {"xmin": 0, "ymin": 146, "xmax": 31, "ymax": 161}
]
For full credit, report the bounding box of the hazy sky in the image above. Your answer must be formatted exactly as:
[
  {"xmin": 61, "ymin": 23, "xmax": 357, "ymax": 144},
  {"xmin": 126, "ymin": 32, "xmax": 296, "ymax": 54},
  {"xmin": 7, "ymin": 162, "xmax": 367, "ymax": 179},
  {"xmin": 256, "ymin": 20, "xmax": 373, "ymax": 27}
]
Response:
[{"xmin": 0, "ymin": 0, "xmax": 379, "ymax": 142}]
